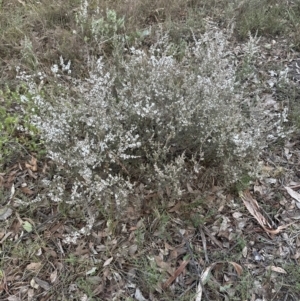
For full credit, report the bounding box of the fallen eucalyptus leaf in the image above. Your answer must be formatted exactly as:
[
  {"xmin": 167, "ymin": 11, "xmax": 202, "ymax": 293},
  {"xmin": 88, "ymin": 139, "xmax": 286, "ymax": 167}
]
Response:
[{"xmin": 0, "ymin": 207, "xmax": 12, "ymax": 221}]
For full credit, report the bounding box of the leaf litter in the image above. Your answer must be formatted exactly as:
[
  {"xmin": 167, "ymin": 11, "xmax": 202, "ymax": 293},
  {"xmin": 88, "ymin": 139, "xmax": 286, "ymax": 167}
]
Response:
[{"xmin": 1, "ymin": 39, "xmax": 300, "ymax": 301}]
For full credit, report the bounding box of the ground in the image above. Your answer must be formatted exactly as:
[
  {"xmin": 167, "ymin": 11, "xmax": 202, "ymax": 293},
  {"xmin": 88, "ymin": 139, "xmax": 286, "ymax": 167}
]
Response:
[{"xmin": 1, "ymin": 1, "xmax": 300, "ymax": 300}]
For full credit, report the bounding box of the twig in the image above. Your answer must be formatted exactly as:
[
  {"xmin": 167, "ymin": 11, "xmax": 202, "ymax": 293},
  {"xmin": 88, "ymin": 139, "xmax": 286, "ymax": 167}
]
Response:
[
  {"xmin": 202, "ymin": 225, "xmax": 223, "ymax": 249},
  {"xmin": 179, "ymin": 231, "xmax": 210, "ymax": 301}
]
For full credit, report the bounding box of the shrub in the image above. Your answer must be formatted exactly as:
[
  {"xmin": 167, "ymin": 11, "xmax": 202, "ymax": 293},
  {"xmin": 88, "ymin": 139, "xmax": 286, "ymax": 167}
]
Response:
[{"xmin": 22, "ymin": 24, "xmax": 288, "ymax": 215}]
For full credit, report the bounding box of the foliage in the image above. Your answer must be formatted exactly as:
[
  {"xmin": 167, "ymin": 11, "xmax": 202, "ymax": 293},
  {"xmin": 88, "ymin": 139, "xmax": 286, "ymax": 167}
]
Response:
[
  {"xmin": 0, "ymin": 85, "xmax": 42, "ymax": 168},
  {"xmin": 17, "ymin": 24, "xmax": 287, "ymax": 216},
  {"xmin": 234, "ymin": 0, "xmax": 287, "ymax": 40}
]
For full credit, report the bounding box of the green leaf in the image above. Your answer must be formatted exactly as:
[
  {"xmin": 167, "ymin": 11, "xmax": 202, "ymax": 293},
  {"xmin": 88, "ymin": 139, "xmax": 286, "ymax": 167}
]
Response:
[{"xmin": 23, "ymin": 221, "xmax": 33, "ymax": 232}]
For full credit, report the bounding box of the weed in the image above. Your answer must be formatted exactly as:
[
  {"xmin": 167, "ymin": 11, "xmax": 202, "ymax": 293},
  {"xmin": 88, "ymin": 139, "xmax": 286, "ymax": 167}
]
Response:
[
  {"xmin": 234, "ymin": 174, "xmax": 253, "ymax": 194},
  {"xmin": 76, "ymin": 277, "xmax": 94, "ymax": 298},
  {"xmin": 235, "ymin": 0, "xmax": 287, "ymax": 40},
  {"xmin": 135, "ymin": 227, "xmax": 146, "ymax": 247},
  {"xmin": 0, "ymin": 85, "xmax": 43, "ymax": 168},
  {"xmin": 138, "ymin": 256, "xmax": 166, "ymax": 294},
  {"xmin": 282, "ymin": 264, "xmax": 300, "ymax": 295},
  {"xmin": 11, "ymin": 239, "xmax": 42, "ymax": 261},
  {"xmin": 230, "ymin": 272, "xmax": 254, "ymax": 300}
]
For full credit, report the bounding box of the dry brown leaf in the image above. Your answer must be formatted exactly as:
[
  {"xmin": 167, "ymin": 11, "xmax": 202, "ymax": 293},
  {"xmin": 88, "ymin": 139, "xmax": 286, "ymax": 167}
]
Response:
[
  {"xmin": 43, "ymin": 247, "xmax": 57, "ymax": 258},
  {"xmin": 128, "ymin": 244, "xmax": 138, "ymax": 256},
  {"xmin": 163, "ymin": 259, "xmax": 189, "ymax": 288},
  {"xmin": 203, "ymin": 226, "xmax": 223, "ymax": 248},
  {"xmin": 25, "ymin": 156, "xmax": 38, "ymax": 172},
  {"xmin": 103, "ymin": 257, "xmax": 113, "ymax": 267},
  {"xmin": 154, "ymin": 255, "xmax": 173, "ymax": 275},
  {"xmin": 7, "ymin": 170, "xmax": 18, "ymax": 186},
  {"xmin": 34, "ymin": 277, "xmax": 50, "ymax": 290},
  {"xmin": 169, "ymin": 249, "xmax": 178, "ymax": 260},
  {"xmin": 21, "ymin": 186, "xmax": 34, "ymax": 195},
  {"xmin": 30, "ymin": 278, "xmax": 39, "ymax": 289},
  {"xmin": 284, "ymin": 186, "xmax": 300, "ymax": 203},
  {"xmin": 168, "ymin": 201, "xmax": 182, "ymax": 213},
  {"xmin": 229, "ymin": 261, "xmax": 243, "ymax": 276},
  {"xmin": 27, "ymin": 168, "xmax": 38, "ymax": 179},
  {"xmin": 92, "ymin": 282, "xmax": 105, "ymax": 296},
  {"xmin": 9, "ymin": 184, "xmax": 15, "ymax": 200},
  {"xmin": 74, "ymin": 242, "xmax": 89, "ymax": 256},
  {"xmin": 232, "ymin": 212, "xmax": 243, "ymax": 219},
  {"xmin": 253, "ymin": 184, "xmax": 265, "ymax": 195},
  {"xmin": 26, "ymin": 262, "xmax": 42, "ymax": 272},
  {"xmin": 0, "ymin": 207, "xmax": 13, "ymax": 221},
  {"xmin": 266, "ymin": 266, "xmax": 287, "ymax": 274},
  {"xmin": 27, "ymin": 288, "xmax": 34, "ymax": 301},
  {"xmin": 50, "ymin": 270, "xmax": 58, "ymax": 283},
  {"xmin": 164, "ymin": 242, "xmax": 174, "ymax": 251},
  {"xmin": 202, "ymin": 264, "xmax": 216, "ymax": 284},
  {"xmin": 42, "ymin": 162, "xmax": 48, "ymax": 174},
  {"xmin": 240, "ymin": 190, "xmax": 282, "ymax": 236}
]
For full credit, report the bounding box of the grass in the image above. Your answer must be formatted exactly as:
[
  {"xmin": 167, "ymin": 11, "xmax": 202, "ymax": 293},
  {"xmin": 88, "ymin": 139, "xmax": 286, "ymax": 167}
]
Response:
[{"xmin": 1, "ymin": 0, "xmax": 300, "ymax": 300}]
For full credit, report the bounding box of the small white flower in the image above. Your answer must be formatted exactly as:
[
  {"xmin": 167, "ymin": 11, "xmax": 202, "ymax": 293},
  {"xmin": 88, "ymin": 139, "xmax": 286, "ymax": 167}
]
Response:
[{"xmin": 51, "ymin": 64, "xmax": 59, "ymax": 74}]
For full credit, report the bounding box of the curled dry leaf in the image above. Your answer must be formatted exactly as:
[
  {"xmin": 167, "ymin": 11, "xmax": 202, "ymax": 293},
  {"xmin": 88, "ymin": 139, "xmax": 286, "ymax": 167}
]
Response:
[
  {"xmin": 50, "ymin": 270, "xmax": 58, "ymax": 283},
  {"xmin": 103, "ymin": 257, "xmax": 113, "ymax": 267},
  {"xmin": 34, "ymin": 277, "xmax": 50, "ymax": 290},
  {"xmin": 25, "ymin": 156, "xmax": 38, "ymax": 172},
  {"xmin": 135, "ymin": 287, "xmax": 147, "ymax": 301},
  {"xmin": 284, "ymin": 186, "xmax": 300, "ymax": 204},
  {"xmin": 229, "ymin": 261, "xmax": 243, "ymax": 276},
  {"xmin": 27, "ymin": 168, "xmax": 38, "ymax": 179},
  {"xmin": 30, "ymin": 278, "xmax": 39, "ymax": 289},
  {"xmin": 240, "ymin": 190, "xmax": 286, "ymax": 236},
  {"xmin": 86, "ymin": 267, "xmax": 97, "ymax": 275},
  {"xmin": 9, "ymin": 184, "xmax": 15, "ymax": 200},
  {"xmin": 232, "ymin": 212, "xmax": 243, "ymax": 219},
  {"xmin": 266, "ymin": 266, "xmax": 287, "ymax": 274}
]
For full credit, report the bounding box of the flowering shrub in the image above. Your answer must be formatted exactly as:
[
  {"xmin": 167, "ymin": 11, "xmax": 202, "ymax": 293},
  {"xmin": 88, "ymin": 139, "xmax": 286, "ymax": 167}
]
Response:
[{"xmin": 23, "ymin": 24, "xmax": 287, "ymax": 216}]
